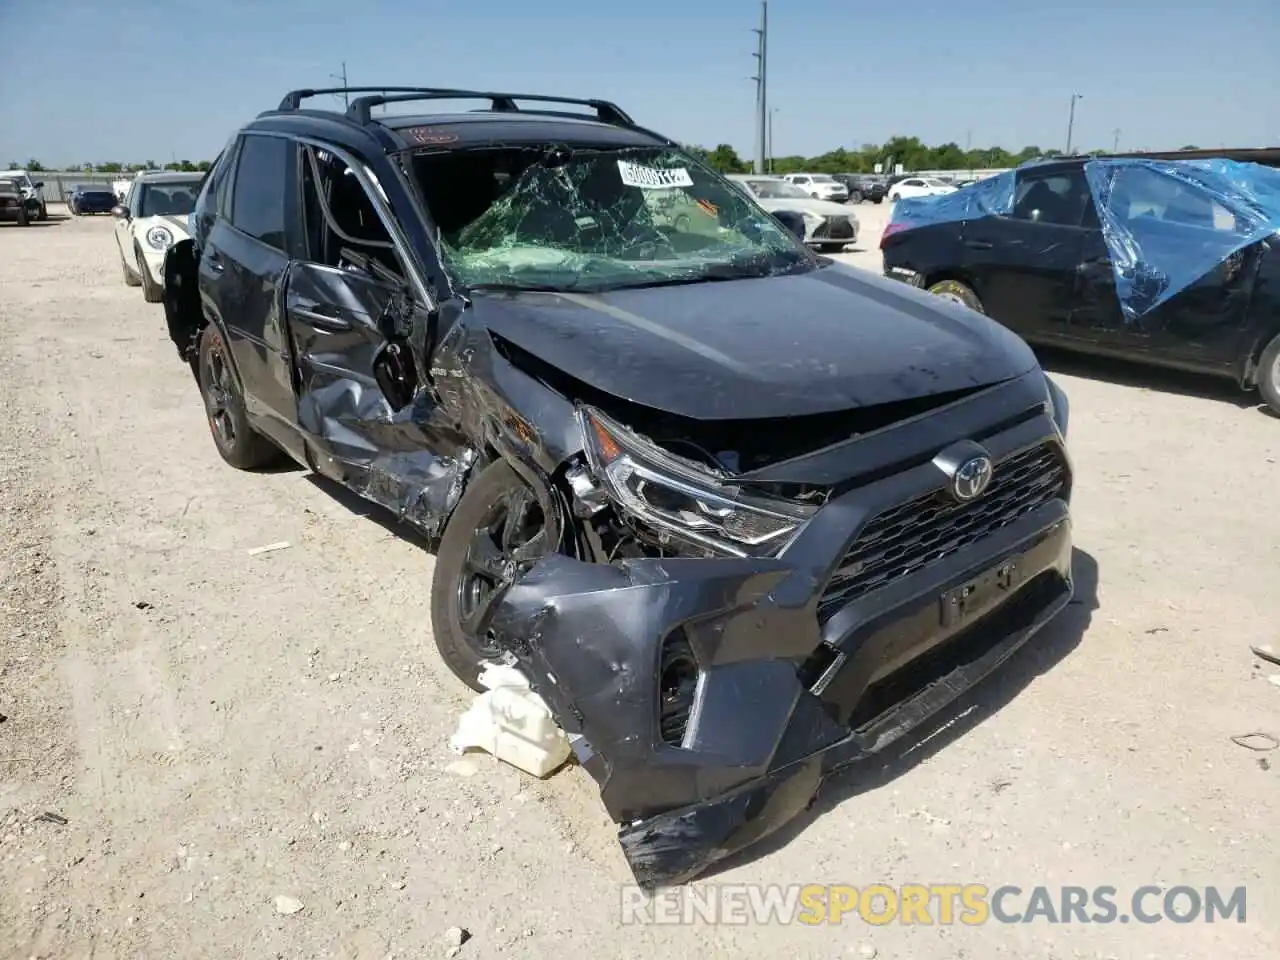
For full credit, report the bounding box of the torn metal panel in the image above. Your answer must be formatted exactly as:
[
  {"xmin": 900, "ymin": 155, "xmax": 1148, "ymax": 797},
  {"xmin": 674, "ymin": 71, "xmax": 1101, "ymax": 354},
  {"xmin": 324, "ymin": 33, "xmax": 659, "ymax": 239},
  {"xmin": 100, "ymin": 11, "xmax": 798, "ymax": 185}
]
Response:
[{"xmin": 488, "ymin": 399, "xmax": 1075, "ymax": 888}]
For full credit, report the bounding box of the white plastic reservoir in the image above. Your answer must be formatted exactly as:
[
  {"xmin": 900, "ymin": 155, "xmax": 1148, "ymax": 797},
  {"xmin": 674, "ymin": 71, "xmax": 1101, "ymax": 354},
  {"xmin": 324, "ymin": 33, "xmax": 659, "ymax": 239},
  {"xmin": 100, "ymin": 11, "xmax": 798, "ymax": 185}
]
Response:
[{"xmin": 449, "ymin": 663, "xmax": 572, "ymax": 778}]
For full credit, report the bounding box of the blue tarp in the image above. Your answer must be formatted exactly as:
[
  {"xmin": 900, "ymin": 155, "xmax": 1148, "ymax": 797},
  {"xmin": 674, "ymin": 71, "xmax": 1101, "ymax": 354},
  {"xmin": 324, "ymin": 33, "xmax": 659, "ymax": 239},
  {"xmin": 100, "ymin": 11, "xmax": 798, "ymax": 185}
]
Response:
[{"xmin": 891, "ymin": 158, "xmax": 1280, "ymax": 320}]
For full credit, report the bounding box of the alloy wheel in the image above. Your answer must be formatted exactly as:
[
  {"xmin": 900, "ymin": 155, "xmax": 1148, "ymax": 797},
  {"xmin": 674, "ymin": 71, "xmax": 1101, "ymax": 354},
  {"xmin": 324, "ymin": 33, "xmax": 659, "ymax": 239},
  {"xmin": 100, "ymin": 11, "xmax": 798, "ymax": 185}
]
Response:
[
  {"xmin": 203, "ymin": 343, "xmax": 236, "ymax": 447},
  {"xmin": 455, "ymin": 486, "xmax": 548, "ymax": 653}
]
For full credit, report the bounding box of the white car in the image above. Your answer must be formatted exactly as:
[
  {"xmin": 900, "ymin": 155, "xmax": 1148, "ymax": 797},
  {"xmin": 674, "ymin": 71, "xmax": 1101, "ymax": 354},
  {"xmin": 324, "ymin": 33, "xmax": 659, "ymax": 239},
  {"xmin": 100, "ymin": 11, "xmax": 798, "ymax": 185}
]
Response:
[
  {"xmin": 887, "ymin": 177, "xmax": 959, "ymax": 202},
  {"xmin": 0, "ymin": 169, "xmax": 48, "ymax": 221},
  {"xmin": 727, "ymin": 175, "xmax": 859, "ymax": 252},
  {"xmin": 112, "ymin": 171, "xmax": 204, "ymax": 302},
  {"xmin": 781, "ymin": 173, "xmax": 849, "ymax": 203}
]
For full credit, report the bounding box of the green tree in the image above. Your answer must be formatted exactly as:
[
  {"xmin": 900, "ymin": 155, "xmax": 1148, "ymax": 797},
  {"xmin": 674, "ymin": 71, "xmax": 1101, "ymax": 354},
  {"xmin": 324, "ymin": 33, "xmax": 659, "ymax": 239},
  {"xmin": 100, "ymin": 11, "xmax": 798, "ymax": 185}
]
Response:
[
  {"xmin": 1179, "ymin": 144, "xmax": 1200, "ymax": 151},
  {"xmin": 703, "ymin": 144, "xmax": 749, "ymax": 174},
  {"xmin": 196, "ymin": 160, "xmax": 212, "ymax": 172},
  {"xmin": 97, "ymin": 162, "xmax": 124, "ymax": 173},
  {"xmin": 26, "ymin": 158, "xmax": 45, "ymax": 171}
]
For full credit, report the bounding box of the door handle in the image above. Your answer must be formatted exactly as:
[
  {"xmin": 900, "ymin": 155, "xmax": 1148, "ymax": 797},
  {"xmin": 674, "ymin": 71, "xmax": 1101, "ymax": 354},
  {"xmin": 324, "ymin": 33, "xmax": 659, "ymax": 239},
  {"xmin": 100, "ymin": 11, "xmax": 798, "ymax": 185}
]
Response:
[
  {"xmin": 291, "ymin": 305, "xmax": 352, "ymax": 332},
  {"xmin": 964, "ymin": 240, "xmax": 993, "ymax": 250}
]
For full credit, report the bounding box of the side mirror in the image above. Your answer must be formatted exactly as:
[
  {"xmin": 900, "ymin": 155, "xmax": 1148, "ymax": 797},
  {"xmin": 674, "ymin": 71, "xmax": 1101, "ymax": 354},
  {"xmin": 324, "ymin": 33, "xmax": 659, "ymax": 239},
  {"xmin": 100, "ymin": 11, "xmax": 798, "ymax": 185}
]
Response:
[
  {"xmin": 773, "ymin": 209, "xmax": 807, "ymax": 241},
  {"xmin": 111, "ymin": 205, "xmax": 130, "ymax": 219}
]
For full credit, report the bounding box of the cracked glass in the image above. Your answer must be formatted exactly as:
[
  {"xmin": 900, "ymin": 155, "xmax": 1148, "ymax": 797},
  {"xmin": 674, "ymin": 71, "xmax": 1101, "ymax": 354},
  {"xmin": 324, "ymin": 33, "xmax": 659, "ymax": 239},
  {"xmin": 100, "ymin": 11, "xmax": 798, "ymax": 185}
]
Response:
[{"xmin": 413, "ymin": 146, "xmax": 815, "ymax": 293}]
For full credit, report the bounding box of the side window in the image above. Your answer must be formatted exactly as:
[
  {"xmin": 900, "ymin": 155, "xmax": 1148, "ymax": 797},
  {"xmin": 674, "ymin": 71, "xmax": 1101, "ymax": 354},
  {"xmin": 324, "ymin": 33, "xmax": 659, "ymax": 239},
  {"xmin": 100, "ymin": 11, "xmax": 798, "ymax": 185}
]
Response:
[
  {"xmin": 229, "ymin": 133, "xmax": 290, "ymax": 250},
  {"xmin": 1011, "ymin": 170, "xmax": 1091, "ymax": 227},
  {"xmin": 1107, "ymin": 168, "xmax": 1237, "ymax": 232},
  {"xmin": 298, "ymin": 145, "xmax": 403, "ymax": 277}
]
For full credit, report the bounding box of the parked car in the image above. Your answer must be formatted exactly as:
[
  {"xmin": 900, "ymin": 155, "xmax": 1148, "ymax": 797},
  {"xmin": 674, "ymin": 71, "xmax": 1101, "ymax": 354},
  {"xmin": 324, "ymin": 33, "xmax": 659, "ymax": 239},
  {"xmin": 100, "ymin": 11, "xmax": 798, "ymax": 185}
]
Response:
[
  {"xmin": 888, "ymin": 176, "xmax": 959, "ymax": 202},
  {"xmin": 162, "ymin": 84, "xmax": 1073, "ymax": 888},
  {"xmin": 781, "ymin": 172, "xmax": 849, "ymax": 202},
  {"xmin": 112, "ymin": 171, "xmax": 204, "ymax": 301},
  {"xmin": 727, "ymin": 175, "xmax": 859, "ymax": 251},
  {"xmin": 0, "ymin": 169, "xmax": 47, "ymax": 221},
  {"xmin": 68, "ymin": 183, "xmax": 120, "ymax": 216},
  {"xmin": 880, "ymin": 156, "xmax": 1280, "ymax": 414},
  {"xmin": 0, "ymin": 177, "xmax": 32, "ymax": 226},
  {"xmin": 833, "ymin": 173, "xmax": 886, "ymax": 204}
]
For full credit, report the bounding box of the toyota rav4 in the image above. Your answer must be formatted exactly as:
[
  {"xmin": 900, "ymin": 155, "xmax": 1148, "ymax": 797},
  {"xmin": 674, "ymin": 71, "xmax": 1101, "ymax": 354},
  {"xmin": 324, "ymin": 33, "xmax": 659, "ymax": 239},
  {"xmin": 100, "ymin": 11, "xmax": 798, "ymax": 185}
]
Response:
[{"xmin": 161, "ymin": 85, "xmax": 1075, "ymax": 887}]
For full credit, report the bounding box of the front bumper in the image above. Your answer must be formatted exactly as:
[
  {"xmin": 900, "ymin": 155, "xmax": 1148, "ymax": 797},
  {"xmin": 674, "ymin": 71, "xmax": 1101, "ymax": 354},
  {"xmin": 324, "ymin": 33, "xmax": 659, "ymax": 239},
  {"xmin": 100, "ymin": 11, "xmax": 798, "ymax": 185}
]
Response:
[{"xmin": 489, "ymin": 381, "xmax": 1073, "ymax": 887}]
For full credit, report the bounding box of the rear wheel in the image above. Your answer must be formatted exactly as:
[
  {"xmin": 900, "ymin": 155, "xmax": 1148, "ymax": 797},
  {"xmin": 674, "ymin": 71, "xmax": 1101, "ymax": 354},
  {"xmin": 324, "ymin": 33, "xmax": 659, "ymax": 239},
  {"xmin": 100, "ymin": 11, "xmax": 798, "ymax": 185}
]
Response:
[
  {"xmin": 927, "ymin": 279, "xmax": 985, "ymax": 314},
  {"xmin": 430, "ymin": 460, "xmax": 555, "ymax": 692},
  {"xmin": 849, "ymin": 190, "xmax": 863, "ymax": 204},
  {"xmin": 37, "ymin": 202, "xmax": 47, "ymax": 221},
  {"xmin": 1258, "ymin": 332, "xmax": 1280, "ymax": 416},
  {"xmin": 196, "ymin": 324, "xmax": 282, "ymax": 470}
]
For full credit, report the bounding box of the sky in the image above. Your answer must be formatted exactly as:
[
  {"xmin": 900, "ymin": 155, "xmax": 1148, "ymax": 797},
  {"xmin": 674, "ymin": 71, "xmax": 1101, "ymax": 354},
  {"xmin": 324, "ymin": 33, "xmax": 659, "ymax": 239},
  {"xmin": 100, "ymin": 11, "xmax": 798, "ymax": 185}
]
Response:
[{"xmin": 0, "ymin": 0, "xmax": 1276, "ymax": 167}]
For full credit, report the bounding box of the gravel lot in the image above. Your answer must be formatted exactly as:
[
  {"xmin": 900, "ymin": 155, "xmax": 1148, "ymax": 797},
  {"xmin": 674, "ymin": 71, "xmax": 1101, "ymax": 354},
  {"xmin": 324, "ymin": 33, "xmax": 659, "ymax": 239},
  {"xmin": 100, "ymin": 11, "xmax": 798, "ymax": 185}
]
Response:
[{"xmin": 2, "ymin": 205, "xmax": 1278, "ymax": 959}]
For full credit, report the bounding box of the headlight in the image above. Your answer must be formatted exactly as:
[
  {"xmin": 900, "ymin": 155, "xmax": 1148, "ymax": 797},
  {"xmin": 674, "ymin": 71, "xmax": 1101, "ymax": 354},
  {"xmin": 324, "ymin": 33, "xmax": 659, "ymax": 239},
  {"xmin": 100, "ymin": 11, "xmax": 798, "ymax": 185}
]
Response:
[
  {"xmin": 801, "ymin": 210, "xmax": 823, "ymax": 226},
  {"xmin": 577, "ymin": 406, "xmax": 815, "ymax": 557},
  {"xmin": 145, "ymin": 225, "xmax": 174, "ymax": 251},
  {"xmin": 1044, "ymin": 374, "xmax": 1069, "ymax": 439}
]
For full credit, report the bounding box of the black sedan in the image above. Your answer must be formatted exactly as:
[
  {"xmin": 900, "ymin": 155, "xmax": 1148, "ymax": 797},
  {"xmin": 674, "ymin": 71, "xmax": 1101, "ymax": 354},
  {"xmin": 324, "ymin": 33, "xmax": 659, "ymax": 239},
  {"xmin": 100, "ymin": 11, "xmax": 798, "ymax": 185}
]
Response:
[
  {"xmin": 881, "ymin": 156, "xmax": 1280, "ymax": 414},
  {"xmin": 68, "ymin": 184, "xmax": 120, "ymax": 215}
]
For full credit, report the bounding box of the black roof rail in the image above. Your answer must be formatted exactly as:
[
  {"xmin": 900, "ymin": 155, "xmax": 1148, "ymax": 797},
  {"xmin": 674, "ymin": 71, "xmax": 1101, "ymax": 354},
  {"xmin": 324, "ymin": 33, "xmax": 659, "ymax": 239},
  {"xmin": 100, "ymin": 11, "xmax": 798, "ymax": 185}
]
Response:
[
  {"xmin": 276, "ymin": 87, "xmax": 458, "ymax": 111},
  {"xmin": 344, "ymin": 88, "xmax": 635, "ymax": 128}
]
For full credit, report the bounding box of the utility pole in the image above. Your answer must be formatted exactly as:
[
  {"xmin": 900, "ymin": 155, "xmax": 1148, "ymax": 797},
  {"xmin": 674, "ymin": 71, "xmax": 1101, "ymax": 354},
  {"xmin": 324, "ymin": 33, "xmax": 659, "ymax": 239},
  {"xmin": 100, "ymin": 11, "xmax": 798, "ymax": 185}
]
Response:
[
  {"xmin": 330, "ymin": 62, "xmax": 349, "ymax": 108},
  {"xmin": 768, "ymin": 107, "xmax": 779, "ymax": 173},
  {"xmin": 750, "ymin": 2, "xmax": 768, "ymax": 174},
  {"xmin": 1065, "ymin": 93, "xmax": 1082, "ymax": 154},
  {"xmin": 1112, "ymin": 128, "xmax": 1121, "ymax": 153}
]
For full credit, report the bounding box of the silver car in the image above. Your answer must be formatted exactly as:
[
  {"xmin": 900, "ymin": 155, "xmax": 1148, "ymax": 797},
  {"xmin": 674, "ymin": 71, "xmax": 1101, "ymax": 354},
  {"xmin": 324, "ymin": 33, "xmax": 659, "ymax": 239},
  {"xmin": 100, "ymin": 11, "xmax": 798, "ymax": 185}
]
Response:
[{"xmin": 727, "ymin": 175, "xmax": 860, "ymax": 252}]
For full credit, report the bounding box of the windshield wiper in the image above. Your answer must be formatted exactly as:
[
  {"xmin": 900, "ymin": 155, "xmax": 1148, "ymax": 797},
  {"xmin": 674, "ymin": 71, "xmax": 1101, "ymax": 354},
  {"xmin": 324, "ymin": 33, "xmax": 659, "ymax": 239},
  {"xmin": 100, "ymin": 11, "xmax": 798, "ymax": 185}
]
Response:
[{"xmin": 466, "ymin": 281, "xmax": 577, "ymax": 293}]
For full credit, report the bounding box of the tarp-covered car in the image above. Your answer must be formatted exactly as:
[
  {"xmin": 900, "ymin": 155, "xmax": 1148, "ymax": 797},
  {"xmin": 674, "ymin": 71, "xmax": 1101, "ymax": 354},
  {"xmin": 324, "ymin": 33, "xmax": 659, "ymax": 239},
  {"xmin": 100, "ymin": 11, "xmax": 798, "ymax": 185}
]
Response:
[
  {"xmin": 881, "ymin": 157, "xmax": 1280, "ymax": 414},
  {"xmin": 162, "ymin": 85, "xmax": 1076, "ymax": 888}
]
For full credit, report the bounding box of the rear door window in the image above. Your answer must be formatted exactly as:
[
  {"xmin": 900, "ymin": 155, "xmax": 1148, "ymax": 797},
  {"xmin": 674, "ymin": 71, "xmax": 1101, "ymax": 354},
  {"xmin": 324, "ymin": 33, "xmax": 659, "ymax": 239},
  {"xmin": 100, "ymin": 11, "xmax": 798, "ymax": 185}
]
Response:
[{"xmin": 228, "ymin": 134, "xmax": 290, "ymax": 250}]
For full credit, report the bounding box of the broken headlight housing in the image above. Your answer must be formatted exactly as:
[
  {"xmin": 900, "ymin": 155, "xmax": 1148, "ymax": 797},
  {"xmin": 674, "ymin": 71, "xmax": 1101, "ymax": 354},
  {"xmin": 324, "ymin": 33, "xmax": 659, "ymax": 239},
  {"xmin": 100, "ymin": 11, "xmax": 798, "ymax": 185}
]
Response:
[{"xmin": 577, "ymin": 406, "xmax": 816, "ymax": 558}]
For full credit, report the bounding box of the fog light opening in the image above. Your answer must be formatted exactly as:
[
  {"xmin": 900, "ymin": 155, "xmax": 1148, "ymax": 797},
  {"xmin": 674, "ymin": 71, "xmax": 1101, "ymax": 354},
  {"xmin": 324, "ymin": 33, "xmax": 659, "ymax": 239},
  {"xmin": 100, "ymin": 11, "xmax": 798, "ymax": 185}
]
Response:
[{"xmin": 658, "ymin": 631, "xmax": 698, "ymax": 747}]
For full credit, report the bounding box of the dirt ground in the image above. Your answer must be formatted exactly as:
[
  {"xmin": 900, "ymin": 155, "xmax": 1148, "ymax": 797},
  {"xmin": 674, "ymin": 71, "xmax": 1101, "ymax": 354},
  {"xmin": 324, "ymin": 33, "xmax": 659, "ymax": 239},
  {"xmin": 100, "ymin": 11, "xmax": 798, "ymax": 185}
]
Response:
[{"xmin": 2, "ymin": 205, "xmax": 1278, "ymax": 960}]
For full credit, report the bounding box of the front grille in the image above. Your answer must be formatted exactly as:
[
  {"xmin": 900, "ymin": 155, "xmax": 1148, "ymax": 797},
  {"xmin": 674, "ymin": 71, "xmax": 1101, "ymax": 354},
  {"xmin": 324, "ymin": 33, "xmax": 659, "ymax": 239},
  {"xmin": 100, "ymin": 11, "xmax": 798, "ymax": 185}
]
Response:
[
  {"xmin": 825, "ymin": 217, "xmax": 855, "ymax": 239},
  {"xmin": 819, "ymin": 442, "xmax": 1068, "ymax": 619}
]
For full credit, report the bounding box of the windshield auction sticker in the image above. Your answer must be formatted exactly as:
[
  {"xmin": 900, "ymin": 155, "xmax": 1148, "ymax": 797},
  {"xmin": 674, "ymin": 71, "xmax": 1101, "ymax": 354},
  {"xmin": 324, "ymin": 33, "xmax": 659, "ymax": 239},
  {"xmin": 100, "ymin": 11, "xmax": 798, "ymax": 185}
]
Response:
[{"xmin": 617, "ymin": 160, "xmax": 694, "ymax": 189}]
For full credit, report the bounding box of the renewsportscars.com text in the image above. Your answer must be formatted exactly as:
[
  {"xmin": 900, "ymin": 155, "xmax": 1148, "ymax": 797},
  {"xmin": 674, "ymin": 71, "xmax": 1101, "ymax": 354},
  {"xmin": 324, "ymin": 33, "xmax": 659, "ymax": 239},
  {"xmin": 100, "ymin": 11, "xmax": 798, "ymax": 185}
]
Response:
[{"xmin": 619, "ymin": 884, "xmax": 1247, "ymax": 926}]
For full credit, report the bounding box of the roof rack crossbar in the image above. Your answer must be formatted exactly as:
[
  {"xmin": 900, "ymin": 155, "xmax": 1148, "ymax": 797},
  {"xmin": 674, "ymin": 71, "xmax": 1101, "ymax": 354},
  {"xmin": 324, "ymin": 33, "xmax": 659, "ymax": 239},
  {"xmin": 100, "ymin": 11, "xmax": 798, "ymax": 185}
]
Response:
[
  {"xmin": 276, "ymin": 87, "xmax": 461, "ymax": 111},
  {"xmin": 344, "ymin": 89, "xmax": 634, "ymax": 128}
]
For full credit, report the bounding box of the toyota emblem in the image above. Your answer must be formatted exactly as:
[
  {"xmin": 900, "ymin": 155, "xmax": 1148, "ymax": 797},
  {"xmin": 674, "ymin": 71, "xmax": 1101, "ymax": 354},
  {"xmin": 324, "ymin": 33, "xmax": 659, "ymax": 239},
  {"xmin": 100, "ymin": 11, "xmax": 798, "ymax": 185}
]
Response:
[{"xmin": 951, "ymin": 455, "xmax": 993, "ymax": 502}]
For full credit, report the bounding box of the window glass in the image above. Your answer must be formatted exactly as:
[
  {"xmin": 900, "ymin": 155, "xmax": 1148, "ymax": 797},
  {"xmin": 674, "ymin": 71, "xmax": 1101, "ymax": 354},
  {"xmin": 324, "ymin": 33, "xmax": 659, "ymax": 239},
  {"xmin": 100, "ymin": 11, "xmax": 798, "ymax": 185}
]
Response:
[
  {"xmin": 1107, "ymin": 167, "xmax": 1238, "ymax": 232},
  {"xmin": 229, "ymin": 134, "xmax": 290, "ymax": 249},
  {"xmin": 137, "ymin": 180, "xmax": 203, "ymax": 217},
  {"xmin": 1011, "ymin": 169, "xmax": 1091, "ymax": 226}
]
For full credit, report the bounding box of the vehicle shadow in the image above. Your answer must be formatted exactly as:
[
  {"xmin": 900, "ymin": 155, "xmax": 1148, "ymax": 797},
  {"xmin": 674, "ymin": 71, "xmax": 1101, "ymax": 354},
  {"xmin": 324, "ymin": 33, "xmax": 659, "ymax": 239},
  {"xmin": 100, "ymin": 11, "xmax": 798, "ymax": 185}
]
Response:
[
  {"xmin": 1, "ymin": 221, "xmax": 60, "ymax": 229},
  {"xmin": 702, "ymin": 546, "xmax": 1100, "ymax": 878},
  {"xmin": 1034, "ymin": 345, "xmax": 1266, "ymax": 413}
]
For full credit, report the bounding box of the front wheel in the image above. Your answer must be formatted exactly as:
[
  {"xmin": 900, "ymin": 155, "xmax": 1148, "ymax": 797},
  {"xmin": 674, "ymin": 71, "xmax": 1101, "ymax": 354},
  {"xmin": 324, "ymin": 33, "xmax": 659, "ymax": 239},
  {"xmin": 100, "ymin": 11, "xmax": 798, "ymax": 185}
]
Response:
[
  {"xmin": 849, "ymin": 190, "xmax": 863, "ymax": 204},
  {"xmin": 927, "ymin": 279, "xmax": 985, "ymax": 314},
  {"xmin": 196, "ymin": 324, "xmax": 282, "ymax": 470},
  {"xmin": 136, "ymin": 244, "xmax": 163, "ymax": 302},
  {"xmin": 430, "ymin": 459, "xmax": 556, "ymax": 692},
  {"xmin": 1257, "ymin": 332, "xmax": 1280, "ymax": 416}
]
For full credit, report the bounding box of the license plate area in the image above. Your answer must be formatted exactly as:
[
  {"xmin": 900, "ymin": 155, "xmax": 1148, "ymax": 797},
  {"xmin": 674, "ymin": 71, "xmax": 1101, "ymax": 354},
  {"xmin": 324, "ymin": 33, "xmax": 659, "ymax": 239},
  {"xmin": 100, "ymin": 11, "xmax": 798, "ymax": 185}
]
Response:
[{"xmin": 940, "ymin": 555, "xmax": 1022, "ymax": 628}]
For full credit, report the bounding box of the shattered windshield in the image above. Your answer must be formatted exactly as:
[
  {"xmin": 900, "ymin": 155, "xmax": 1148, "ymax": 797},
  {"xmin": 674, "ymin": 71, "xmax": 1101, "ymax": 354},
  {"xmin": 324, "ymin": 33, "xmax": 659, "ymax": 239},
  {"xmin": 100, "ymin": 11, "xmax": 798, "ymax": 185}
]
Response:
[{"xmin": 411, "ymin": 146, "xmax": 813, "ymax": 292}]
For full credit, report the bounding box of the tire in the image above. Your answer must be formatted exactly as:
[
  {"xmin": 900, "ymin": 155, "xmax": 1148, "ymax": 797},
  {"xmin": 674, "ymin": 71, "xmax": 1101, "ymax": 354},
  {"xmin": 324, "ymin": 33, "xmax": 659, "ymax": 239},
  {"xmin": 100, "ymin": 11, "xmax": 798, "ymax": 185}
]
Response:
[
  {"xmin": 873, "ymin": 196, "xmax": 884, "ymax": 204},
  {"xmin": 68, "ymin": 202, "xmax": 79, "ymax": 216},
  {"xmin": 430, "ymin": 459, "xmax": 555, "ymax": 692},
  {"xmin": 37, "ymin": 202, "xmax": 47, "ymax": 221},
  {"xmin": 196, "ymin": 324, "xmax": 281, "ymax": 470},
  {"xmin": 16, "ymin": 205, "xmax": 28, "ymax": 227},
  {"xmin": 849, "ymin": 190, "xmax": 863, "ymax": 204},
  {"xmin": 927, "ymin": 278, "xmax": 985, "ymax": 314},
  {"xmin": 136, "ymin": 244, "xmax": 163, "ymax": 302},
  {"xmin": 1258, "ymin": 332, "xmax": 1280, "ymax": 416}
]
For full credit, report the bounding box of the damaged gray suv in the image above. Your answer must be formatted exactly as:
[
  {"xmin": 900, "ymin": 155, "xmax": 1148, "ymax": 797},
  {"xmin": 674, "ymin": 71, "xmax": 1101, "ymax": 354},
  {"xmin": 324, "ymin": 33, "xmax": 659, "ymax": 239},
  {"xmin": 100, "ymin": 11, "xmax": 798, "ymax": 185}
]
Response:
[{"xmin": 162, "ymin": 86, "xmax": 1075, "ymax": 888}]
